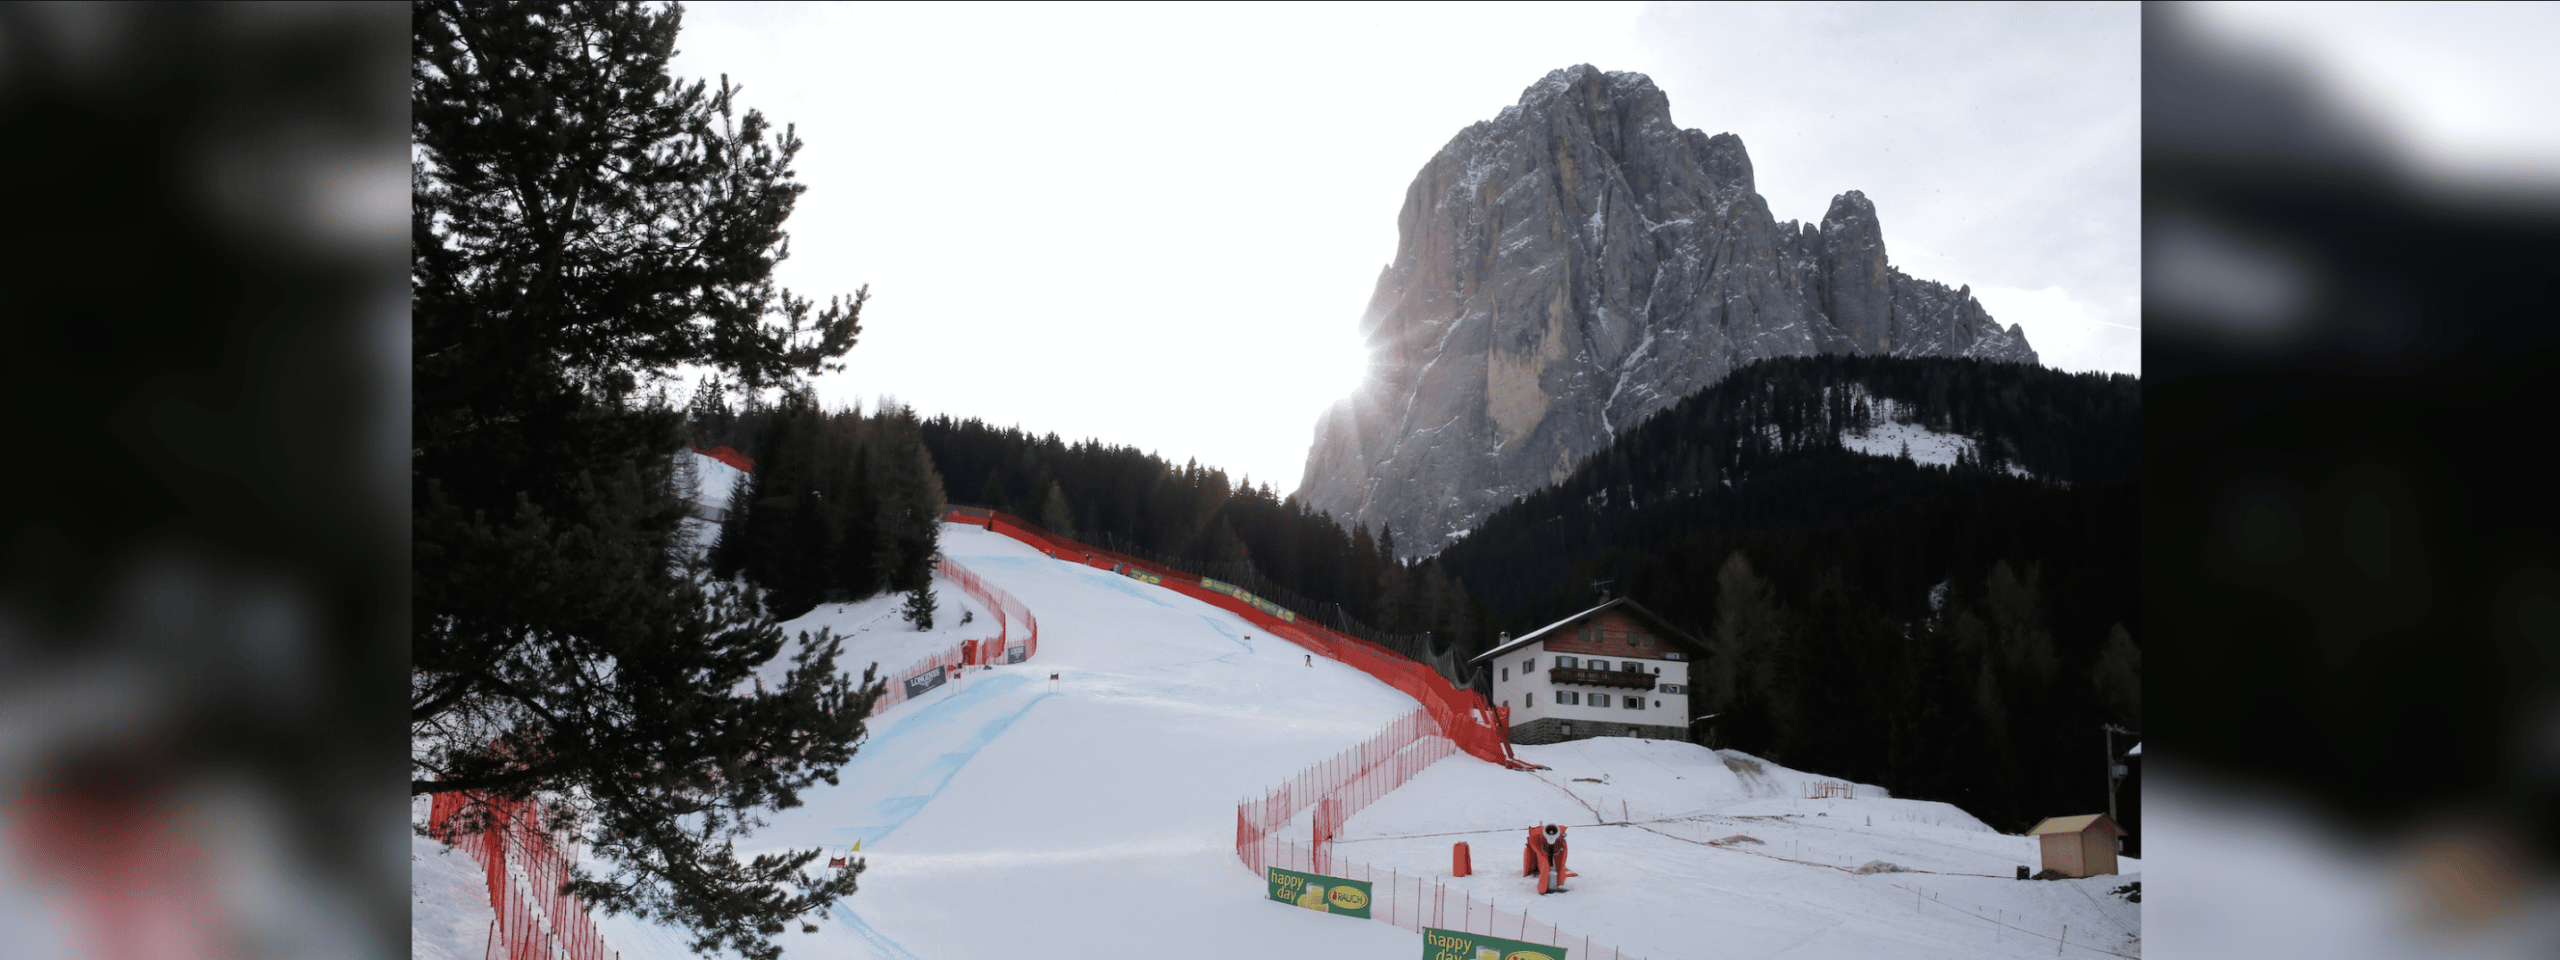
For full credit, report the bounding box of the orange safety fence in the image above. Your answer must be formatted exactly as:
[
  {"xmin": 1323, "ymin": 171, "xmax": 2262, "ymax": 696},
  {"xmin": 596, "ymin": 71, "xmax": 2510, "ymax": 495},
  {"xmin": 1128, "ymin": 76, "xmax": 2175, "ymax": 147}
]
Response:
[
  {"xmin": 949, "ymin": 510, "xmax": 1528, "ymax": 771},
  {"xmin": 1237, "ymin": 709, "xmax": 1453, "ymax": 878},
  {"xmin": 1253, "ymin": 841, "xmax": 1643, "ymax": 959},
  {"xmin": 426, "ymin": 791, "xmax": 616, "ymax": 960},
  {"xmin": 868, "ymin": 556, "xmax": 1039, "ymax": 717},
  {"xmin": 1235, "ymin": 709, "xmax": 1643, "ymax": 959}
]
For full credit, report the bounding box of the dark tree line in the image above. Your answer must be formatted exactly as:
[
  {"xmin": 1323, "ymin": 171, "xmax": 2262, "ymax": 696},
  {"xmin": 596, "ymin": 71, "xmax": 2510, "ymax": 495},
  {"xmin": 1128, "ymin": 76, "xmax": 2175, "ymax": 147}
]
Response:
[
  {"xmin": 916, "ymin": 417, "xmax": 1497, "ymax": 654},
  {"xmin": 1437, "ymin": 355, "xmax": 2140, "ymax": 834},
  {"xmin": 700, "ymin": 386, "xmax": 947, "ymax": 622}
]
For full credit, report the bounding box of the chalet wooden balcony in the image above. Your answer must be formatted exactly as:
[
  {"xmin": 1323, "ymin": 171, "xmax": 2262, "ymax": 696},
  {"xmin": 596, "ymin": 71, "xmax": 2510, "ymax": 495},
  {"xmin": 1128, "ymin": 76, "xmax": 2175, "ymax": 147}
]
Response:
[{"xmin": 1548, "ymin": 667, "xmax": 1657, "ymax": 691}]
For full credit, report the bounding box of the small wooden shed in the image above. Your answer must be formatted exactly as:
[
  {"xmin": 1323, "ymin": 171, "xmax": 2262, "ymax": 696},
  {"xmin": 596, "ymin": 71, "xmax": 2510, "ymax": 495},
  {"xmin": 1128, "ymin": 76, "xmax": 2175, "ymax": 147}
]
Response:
[{"xmin": 2027, "ymin": 813, "xmax": 2128, "ymax": 878}]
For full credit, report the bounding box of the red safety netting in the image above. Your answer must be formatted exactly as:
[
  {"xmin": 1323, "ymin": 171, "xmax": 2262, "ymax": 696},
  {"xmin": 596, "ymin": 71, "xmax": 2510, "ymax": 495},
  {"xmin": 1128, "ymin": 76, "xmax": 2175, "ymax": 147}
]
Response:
[
  {"xmin": 1236, "ymin": 711, "xmax": 1640, "ymax": 958},
  {"xmin": 691, "ymin": 445, "xmax": 755, "ymax": 474},
  {"xmin": 1236, "ymin": 709, "xmax": 1452, "ymax": 877},
  {"xmin": 868, "ymin": 556, "xmax": 1039, "ymax": 717},
  {"xmin": 950, "ymin": 513, "xmax": 1640, "ymax": 952},
  {"xmin": 1249, "ymin": 842, "xmax": 1640, "ymax": 959},
  {"xmin": 952, "ymin": 510, "xmax": 1527, "ymax": 770},
  {"xmin": 425, "ymin": 791, "xmax": 616, "ymax": 960}
]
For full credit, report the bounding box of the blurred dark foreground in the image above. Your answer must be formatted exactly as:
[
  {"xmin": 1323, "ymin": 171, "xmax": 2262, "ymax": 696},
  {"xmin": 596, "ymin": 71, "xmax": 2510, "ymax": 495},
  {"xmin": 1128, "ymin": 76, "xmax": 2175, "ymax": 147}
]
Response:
[
  {"xmin": 2148, "ymin": 2, "xmax": 2560, "ymax": 957},
  {"xmin": 0, "ymin": 4, "xmax": 406, "ymax": 959},
  {"xmin": 5, "ymin": 2, "xmax": 2560, "ymax": 958}
]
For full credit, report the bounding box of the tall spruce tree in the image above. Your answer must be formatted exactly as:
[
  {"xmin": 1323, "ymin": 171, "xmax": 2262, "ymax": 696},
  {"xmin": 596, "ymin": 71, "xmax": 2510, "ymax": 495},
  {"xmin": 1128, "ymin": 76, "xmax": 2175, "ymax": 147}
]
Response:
[{"xmin": 410, "ymin": 4, "xmax": 876, "ymax": 958}]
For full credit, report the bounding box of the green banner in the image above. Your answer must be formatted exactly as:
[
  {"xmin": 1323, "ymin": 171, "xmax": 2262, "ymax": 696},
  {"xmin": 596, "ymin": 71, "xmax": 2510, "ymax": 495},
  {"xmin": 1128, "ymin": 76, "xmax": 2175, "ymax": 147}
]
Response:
[
  {"xmin": 1200, "ymin": 578, "xmax": 1298, "ymax": 623},
  {"xmin": 1122, "ymin": 567, "xmax": 1162, "ymax": 585},
  {"xmin": 1422, "ymin": 927, "xmax": 1568, "ymax": 960},
  {"xmin": 1265, "ymin": 867, "xmax": 1372, "ymax": 918}
]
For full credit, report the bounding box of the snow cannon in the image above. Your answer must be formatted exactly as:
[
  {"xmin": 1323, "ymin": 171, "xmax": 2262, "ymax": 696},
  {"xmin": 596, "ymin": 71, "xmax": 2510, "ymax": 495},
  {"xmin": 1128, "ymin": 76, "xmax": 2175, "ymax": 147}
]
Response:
[{"xmin": 1522, "ymin": 824, "xmax": 1574, "ymax": 894}]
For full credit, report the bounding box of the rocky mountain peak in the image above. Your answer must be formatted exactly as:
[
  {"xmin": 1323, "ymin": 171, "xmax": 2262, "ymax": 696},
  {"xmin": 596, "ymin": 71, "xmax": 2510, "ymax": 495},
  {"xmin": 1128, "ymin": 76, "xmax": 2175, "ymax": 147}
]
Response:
[{"xmin": 1297, "ymin": 67, "xmax": 2037, "ymax": 557}]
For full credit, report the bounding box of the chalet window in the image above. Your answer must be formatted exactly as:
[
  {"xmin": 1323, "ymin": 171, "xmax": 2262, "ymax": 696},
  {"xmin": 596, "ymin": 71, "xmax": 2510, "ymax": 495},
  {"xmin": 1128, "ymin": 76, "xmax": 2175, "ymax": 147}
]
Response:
[
  {"xmin": 1502, "ymin": 668, "xmax": 1509, "ymax": 682},
  {"xmin": 1523, "ymin": 658, "xmax": 1536, "ymax": 673},
  {"xmin": 1556, "ymin": 656, "xmax": 1578, "ymax": 670},
  {"xmin": 1625, "ymin": 697, "xmax": 1644, "ymax": 710},
  {"xmin": 1591, "ymin": 693, "xmax": 1610, "ymax": 708},
  {"xmin": 1559, "ymin": 691, "xmax": 1578, "ymax": 705},
  {"xmin": 1660, "ymin": 684, "xmax": 1683, "ymax": 694},
  {"xmin": 1632, "ymin": 632, "xmax": 1651, "ymax": 646},
  {"xmin": 1560, "ymin": 724, "xmax": 1572, "ymax": 736},
  {"xmin": 1526, "ymin": 693, "xmax": 1534, "ymax": 707},
  {"xmin": 1621, "ymin": 661, "xmax": 1642, "ymax": 673}
]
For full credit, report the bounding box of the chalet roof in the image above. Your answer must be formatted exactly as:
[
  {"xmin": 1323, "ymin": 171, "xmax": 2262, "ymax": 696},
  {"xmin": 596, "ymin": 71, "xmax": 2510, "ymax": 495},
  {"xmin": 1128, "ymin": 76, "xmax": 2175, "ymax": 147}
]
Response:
[
  {"xmin": 1469, "ymin": 596, "xmax": 1706, "ymax": 664},
  {"xmin": 2027, "ymin": 813, "xmax": 2126, "ymax": 837}
]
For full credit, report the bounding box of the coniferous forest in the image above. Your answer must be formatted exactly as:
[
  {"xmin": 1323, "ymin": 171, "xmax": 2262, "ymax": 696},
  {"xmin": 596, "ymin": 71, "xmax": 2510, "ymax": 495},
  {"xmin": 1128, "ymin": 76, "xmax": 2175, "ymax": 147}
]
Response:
[
  {"xmin": 691, "ymin": 384, "xmax": 947, "ymax": 622},
  {"xmin": 698, "ymin": 355, "xmax": 2138, "ymax": 838},
  {"xmin": 913, "ymin": 417, "xmax": 1494, "ymax": 650},
  {"xmin": 1437, "ymin": 355, "xmax": 2140, "ymax": 835}
]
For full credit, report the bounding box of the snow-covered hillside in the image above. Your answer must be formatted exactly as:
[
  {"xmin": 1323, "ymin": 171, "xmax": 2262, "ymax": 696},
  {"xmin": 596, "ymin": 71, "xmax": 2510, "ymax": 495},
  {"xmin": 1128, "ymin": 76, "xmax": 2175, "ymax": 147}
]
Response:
[
  {"xmin": 413, "ymin": 522, "xmax": 2138, "ymax": 960},
  {"xmin": 1837, "ymin": 396, "xmax": 2035, "ymax": 480}
]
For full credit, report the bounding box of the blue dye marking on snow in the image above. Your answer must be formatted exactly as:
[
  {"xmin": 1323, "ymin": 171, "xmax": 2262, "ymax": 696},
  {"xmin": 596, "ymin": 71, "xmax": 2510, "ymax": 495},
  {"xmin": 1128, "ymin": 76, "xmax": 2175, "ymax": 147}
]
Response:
[
  {"xmin": 1082, "ymin": 570, "xmax": 1179, "ymax": 609},
  {"xmin": 1195, "ymin": 616, "xmax": 1254, "ymax": 654},
  {"xmin": 828, "ymin": 674, "xmax": 1054, "ymax": 844},
  {"xmin": 816, "ymin": 673, "xmax": 1056, "ymax": 960},
  {"xmin": 831, "ymin": 902, "xmax": 925, "ymax": 960}
]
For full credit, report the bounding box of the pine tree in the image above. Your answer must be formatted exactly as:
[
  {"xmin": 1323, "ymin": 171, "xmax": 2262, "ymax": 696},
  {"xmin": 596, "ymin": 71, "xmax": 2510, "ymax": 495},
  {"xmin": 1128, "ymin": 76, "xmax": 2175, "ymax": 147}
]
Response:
[
  {"xmin": 901, "ymin": 583, "xmax": 935, "ymax": 631},
  {"xmin": 411, "ymin": 5, "xmax": 875, "ymax": 958}
]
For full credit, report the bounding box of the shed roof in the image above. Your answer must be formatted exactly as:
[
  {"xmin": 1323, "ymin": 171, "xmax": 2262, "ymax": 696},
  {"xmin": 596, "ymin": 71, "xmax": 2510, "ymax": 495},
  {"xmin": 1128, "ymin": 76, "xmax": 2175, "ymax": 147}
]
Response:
[
  {"xmin": 1469, "ymin": 596, "xmax": 1706, "ymax": 664},
  {"xmin": 2026, "ymin": 813, "xmax": 2126, "ymax": 837}
]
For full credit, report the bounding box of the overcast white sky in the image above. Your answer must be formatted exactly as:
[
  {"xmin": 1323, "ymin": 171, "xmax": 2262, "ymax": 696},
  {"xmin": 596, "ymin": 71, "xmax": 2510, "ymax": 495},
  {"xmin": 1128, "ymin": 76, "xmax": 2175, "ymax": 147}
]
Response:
[{"xmin": 668, "ymin": 1, "xmax": 2140, "ymax": 492}]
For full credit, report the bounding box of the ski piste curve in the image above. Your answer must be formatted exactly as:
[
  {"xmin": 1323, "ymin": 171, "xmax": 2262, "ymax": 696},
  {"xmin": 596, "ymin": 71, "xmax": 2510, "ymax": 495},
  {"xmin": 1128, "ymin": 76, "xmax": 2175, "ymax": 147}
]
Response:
[
  {"xmin": 519, "ymin": 518, "xmax": 2141, "ymax": 960},
  {"xmin": 591, "ymin": 522, "xmax": 1434, "ymax": 960}
]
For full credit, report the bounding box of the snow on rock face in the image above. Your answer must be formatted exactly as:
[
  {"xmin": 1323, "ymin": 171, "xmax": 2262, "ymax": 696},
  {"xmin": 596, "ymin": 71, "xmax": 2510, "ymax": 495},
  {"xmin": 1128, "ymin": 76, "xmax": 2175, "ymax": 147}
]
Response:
[{"xmin": 1297, "ymin": 64, "xmax": 2038, "ymax": 557}]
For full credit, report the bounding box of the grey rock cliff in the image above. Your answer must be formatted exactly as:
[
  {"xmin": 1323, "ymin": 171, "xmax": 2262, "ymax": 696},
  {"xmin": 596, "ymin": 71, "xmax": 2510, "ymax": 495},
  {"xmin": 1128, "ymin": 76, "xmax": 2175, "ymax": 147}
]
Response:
[{"xmin": 1296, "ymin": 66, "xmax": 2036, "ymax": 556}]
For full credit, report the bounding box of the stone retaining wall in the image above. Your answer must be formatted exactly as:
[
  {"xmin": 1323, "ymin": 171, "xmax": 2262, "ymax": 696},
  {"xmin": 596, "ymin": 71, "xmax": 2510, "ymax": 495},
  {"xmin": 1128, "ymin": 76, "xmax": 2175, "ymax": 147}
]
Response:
[{"xmin": 1508, "ymin": 717, "xmax": 1691, "ymax": 745}]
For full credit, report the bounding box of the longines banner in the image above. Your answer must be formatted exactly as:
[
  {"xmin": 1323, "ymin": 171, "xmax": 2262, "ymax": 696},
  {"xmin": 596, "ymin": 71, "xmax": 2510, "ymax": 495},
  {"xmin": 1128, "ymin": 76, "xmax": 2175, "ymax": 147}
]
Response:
[
  {"xmin": 1422, "ymin": 927, "xmax": 1566, "ymax": 960},
  {"xmin": 900, "ymin": 667, "xmax": 946, "ymax": 699},
  {"xmin": 1266, "ymin": 867, "xmax": 1371, "ymax": 919},
  {"xmin": 1199, "ymin": 578, "xmax": 1298, "ymax": 623},
  {"xmin": 1122, "ymin": 566, "xmax": 1162, "ymax": 585}
]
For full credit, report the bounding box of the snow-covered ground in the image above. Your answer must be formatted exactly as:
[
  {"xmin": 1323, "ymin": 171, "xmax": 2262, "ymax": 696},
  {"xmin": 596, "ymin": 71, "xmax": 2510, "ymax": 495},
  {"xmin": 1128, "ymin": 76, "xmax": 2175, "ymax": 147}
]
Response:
[{"xmin": 412, "ymin": 521, "xmax": 2140, "ymax": 960}]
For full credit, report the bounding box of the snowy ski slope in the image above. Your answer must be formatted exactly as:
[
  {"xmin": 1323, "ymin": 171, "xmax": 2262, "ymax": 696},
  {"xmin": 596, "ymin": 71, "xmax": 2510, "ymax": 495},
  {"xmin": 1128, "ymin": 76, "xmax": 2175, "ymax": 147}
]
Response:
[{"xmin": 414, "ymin": 520, "xmax": 2138, "ymax": 959}]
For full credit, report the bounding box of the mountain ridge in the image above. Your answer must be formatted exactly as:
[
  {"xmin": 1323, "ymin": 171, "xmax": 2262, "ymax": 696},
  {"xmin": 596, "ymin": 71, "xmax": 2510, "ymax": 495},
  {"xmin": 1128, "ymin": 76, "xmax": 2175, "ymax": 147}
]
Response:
[{"xmin": 1297, "ymin": 64, "xmax": 2037, "ymax": 556}]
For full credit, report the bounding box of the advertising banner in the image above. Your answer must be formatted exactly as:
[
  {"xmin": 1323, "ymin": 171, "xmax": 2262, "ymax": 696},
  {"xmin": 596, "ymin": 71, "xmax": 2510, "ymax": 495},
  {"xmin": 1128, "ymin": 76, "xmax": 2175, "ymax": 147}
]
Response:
[
  {"xmin": 1265, "ymin": 867, "xmax": 1372, "ymax": 919},
  {"xmin": 1006, "ymin": 645, "xmax": 1027, "ymax": 664},
  {"xmin": 1422, "ymin": 927, "xmax": 1567, "ymax": 960},
  {"xmin": 1123, "ymin": 567, "xmax": 1163, "ymax": 585},
  {"xmin": 1200, "ymin": 578, "xmax": 1298, "ymax": 623},
  {"xmin": 901, "ymin": 667, "xmax": 946, "ymax": 700}
]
